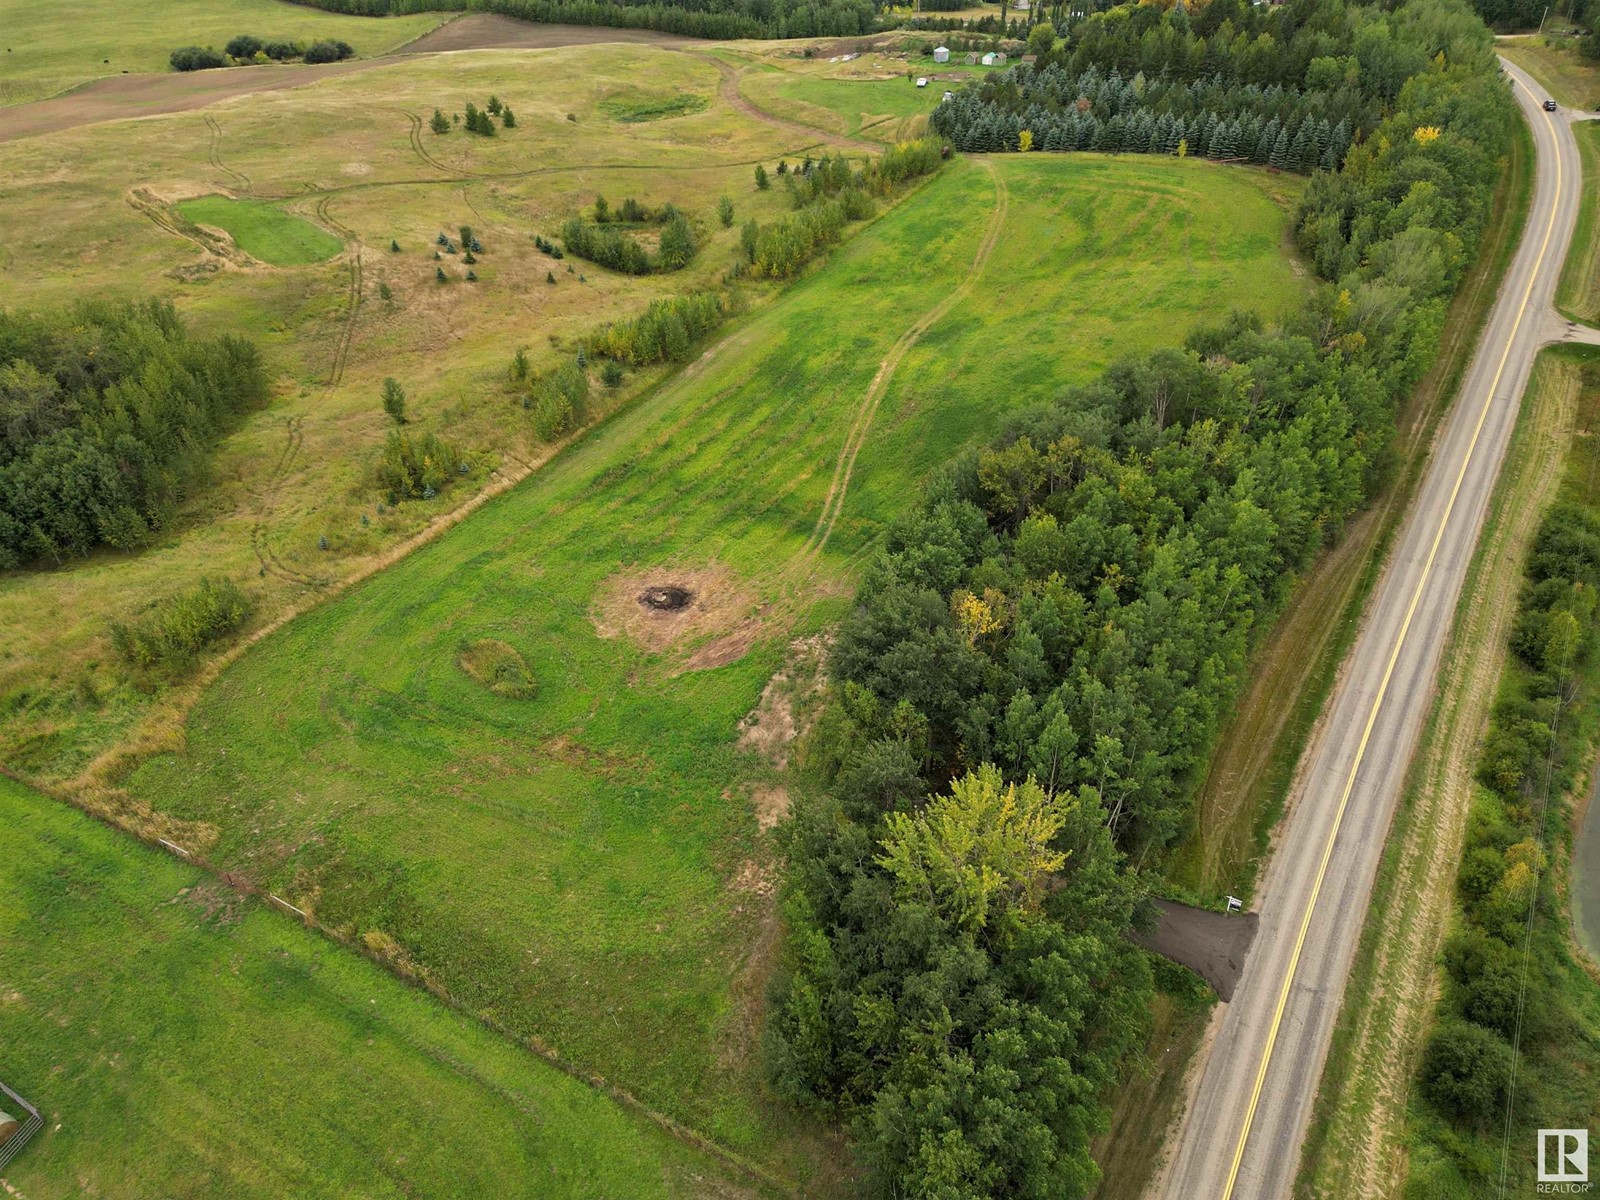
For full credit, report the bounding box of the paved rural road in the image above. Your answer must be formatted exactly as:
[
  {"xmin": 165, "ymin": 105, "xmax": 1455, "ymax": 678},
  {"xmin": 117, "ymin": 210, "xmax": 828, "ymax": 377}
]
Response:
[{"xmin": 1157, "ymin": 60, "xmax": 1592, "ymax": 1200}]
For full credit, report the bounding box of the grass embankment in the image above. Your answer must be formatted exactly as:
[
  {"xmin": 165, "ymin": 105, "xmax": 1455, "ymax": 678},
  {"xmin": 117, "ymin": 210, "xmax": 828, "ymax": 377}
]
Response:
[
  {"xmin": 0, "ymin": 0, "xmax": 450, "ymax": 106},
  {"xmin": 106, "ymin": 154, "xmax": 1303, "ymax": 1182},
  {"xmin": 1560, "ymin": 120, "xmax": 1600, "ymax": 321},
  {"xmin": 0, "ymin": 775, "xmax": 754, "ymax": 1200},
  {"xmin": 177, "ymin": 194, "xmax": 345, "ymax": 264},
  {"xmin": 1090, "ymin": 112, "xmax": 1537, "ymax": 1200}
]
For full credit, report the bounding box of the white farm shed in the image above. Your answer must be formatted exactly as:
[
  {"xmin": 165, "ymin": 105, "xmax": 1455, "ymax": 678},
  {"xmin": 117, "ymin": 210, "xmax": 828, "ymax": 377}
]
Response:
[{"xmin": 933, "ymin": 45, "xmax": 950, "ymax": 63}]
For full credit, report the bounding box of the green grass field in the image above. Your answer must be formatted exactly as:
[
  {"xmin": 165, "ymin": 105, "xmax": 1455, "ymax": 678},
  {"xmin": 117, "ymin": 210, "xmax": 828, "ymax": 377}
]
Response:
[
  {"xmin": 115, "ymin": 152, "xmax": 1305, "ymax": 1177},
  {"xmin": 743, "ymin": 69, "xmax": 942, "ymax": 139},
  {"xmin": 177, "ymin": 194, "xmax": 345, "ymax": 264},
  {"xmin": 0, "ymin": 0, "xmax": 449, "ymax": 106},
  {"xmin": 0, "ymin": 775, "xmax": 752, "ymax": 1199}
]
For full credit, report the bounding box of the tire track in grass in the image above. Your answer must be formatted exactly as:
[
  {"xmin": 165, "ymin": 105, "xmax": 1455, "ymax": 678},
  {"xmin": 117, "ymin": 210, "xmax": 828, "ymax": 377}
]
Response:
[
  {"xmin": 402, "ymin": 109, "xmax": 460, "ymax": 176},
  {"xmin": 797, "ymin": 159, "xmax": 1007, "ymax": 565},
  {"xmin": 695, "ymin": 51, "xmax": 882, "ymax": 154},
  {"xmin": 204, "ymin": 114, "xmax": 251, "ymax": 193},
  {"xmin": 248, "ymin": 192, "xmax": 363, "ymax": 586}
]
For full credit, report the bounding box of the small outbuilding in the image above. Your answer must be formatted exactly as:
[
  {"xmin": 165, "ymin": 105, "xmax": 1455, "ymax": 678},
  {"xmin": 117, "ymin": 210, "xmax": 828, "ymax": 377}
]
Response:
[
  {"xmin": 933, "ymin": 45, "xmax": 950, "ymax": 63},
  {"xmin": 995, "ymin": 52, "xmax": 1008, "ymax": 64},
  {"xmin": 981, "ymin": 51, "xmax": 997, "ymax": 66}
]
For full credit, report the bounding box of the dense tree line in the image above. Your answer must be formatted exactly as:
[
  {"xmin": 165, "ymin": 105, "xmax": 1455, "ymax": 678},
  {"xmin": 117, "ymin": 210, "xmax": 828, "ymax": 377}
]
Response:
[
  {"xmin": 934, "ymin": 62, "xmax": 1357, "ymax": 168},
  {"xmin": 284, "ymin": 0, "xmax": 876, "ymax": 40},
  {"xmin": 769, "ymin": 0, "xmax": 1518, "ymax": 1193},
  {"xmin": 1467, "ymin": 0, "xmax": 1592, "ymax": 31},
  {"xmin": 1408, "ymin": 480, "xmax": 1600, "ymax": 1191},
  {"xmin": 0, "ymin": 301, "xmax": 268, "ymax": 569},
  {"xmin": 927, "ymin": 0, "xmax": 1456, "ymax": 165}
]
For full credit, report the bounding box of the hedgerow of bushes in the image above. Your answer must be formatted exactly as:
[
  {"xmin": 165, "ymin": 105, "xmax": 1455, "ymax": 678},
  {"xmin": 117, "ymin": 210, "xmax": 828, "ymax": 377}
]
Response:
[
  {"xmin": 170, "ymin": 36, "xmax": 354, "ymax": 71},
  {"xmin": 767, "ymin": 0, "xmax": 1521, "ymax": 1193}
]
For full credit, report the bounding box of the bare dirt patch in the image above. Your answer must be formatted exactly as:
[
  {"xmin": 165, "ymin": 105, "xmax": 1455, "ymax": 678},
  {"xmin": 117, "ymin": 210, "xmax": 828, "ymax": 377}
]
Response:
[
  {"xmin": 749, "ymin": 783, "xmax": 791, "ymax": 832},
  {"xmin": 590, "ymin": 563, "xmax": 761, "ymax": 663},
  {"xmin": 738, "ymin": 635, "xmax": 829, "ymax": 770},
  {"xmin": 1, "ymin": 61, "xmax": 378, "ymax": 144}
]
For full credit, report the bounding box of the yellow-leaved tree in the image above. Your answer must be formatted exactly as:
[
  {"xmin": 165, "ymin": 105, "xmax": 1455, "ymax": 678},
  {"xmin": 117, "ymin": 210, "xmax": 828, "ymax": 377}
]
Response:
[{"xmin": 875, "ymin": 765, "xmax": 1067, "ymax": 934}]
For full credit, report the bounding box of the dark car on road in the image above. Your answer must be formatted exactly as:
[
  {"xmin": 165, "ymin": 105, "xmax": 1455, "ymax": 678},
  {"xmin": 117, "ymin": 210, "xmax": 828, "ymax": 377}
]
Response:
[{"xmin": 1544, "ymin": 98, "xmax": 1559, "ymax": 111}]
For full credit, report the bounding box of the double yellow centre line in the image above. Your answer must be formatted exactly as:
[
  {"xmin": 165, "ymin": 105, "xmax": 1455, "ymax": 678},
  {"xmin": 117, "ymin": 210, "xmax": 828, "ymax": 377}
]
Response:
[{"xmin": 1219, "ymin": 72, "xmax": 1564, "ymax": 1200}]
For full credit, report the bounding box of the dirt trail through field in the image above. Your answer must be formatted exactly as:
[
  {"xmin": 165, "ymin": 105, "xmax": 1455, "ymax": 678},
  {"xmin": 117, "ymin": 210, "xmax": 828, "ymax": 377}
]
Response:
[
  {"xmin": 1307, "ymin": 358, "xmax": 1579, "ymax": 1200},
  {"xmin": 0, "ymin": 17, "xmax": 692, "ymax": 143},
  {"xmin": 797, "ymin": 159, "xmax": 1007, "ymax": 565},
  {"xmin": 697, "ymin": 52, "xmax": 883, "ymax": 153}
]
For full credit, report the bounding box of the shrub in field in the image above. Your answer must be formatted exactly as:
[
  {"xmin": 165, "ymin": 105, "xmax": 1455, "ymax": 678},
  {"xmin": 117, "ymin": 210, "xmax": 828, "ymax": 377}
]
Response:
[
  {"xmin": 111, "ymin": 577, "xmax": 252, "ymax": 683},
  {"xmin": 458, "ymin": 638, "xmax": 537, "ymax": 699},
  {"xmin": 560, "ymin": 218, "xmax": 653, "ymax": 275},
  {"xmin": 1420, "ymin": 1021, "xmax": 1512, "ymax": 1124},
  {"xmin": 376, "ymin": 429, "xmax": 461, "ymax": 501},
  {"xmin": 170, "ymin": 45, "xmax": 228, "ymax": 71},
  {"xmin": 589, "ymin": 292, "xmax": 726, "ymax": 366},
  {"xmin": 303, "ymin": 39, "xmax": 355, "ymax": 64},
  {"xmin": 225, "ymin": 34, "xmax": 263, "ymax": 59},
  {"xmin": 430, "ymin": 108, "xmax": 450, "ymax": 134}
]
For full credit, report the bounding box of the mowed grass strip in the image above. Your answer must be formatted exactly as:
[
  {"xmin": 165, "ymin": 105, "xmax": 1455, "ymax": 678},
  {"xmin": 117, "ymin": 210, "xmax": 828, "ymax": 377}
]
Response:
[
  {"xmin": 123, "ymin": 154, "xmax": 1305, "ymax": 1171},
  {"xmin": 176, "ymin": 194, "xmax": 344, "ymax": 265},
  {"xmin": 0, "ymin": 776, "xmax": 752, "ymax": 1200},
  {"xmin": 0, "ymin": 0, "xmax": 449, "ymax": 106}
]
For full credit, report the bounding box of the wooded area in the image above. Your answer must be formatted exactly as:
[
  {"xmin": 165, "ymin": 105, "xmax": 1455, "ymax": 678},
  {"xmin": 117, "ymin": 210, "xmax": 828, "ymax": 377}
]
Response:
[
  {"xmin": 0, "ymin": 301, "xmax": 268, "ymax": 569},
  {"xmin": 767, "ymin": 0, "xmax": 1519, "ymax": 1193}
]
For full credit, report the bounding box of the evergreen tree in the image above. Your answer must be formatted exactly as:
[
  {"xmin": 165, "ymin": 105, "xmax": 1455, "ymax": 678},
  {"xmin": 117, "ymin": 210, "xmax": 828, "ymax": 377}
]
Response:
[
  {"xmin": 429, "ymin": 109, "xmax": 449, "ymax": 135},
  {"xmin": 381, "ymin": 377, "xmax": 406, "ymax": 425}
]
